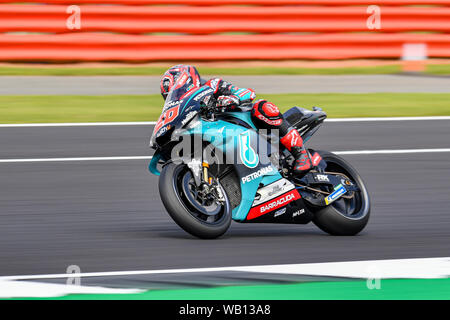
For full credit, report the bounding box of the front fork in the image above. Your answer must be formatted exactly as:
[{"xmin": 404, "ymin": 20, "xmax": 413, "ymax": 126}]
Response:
[
  {"xmin": 186, "ymin": 150, "xmax": 225, "ymax": 203},
  {"xmin": 186, "ymin": 152, "xmax": 211, "ymax": 187}
]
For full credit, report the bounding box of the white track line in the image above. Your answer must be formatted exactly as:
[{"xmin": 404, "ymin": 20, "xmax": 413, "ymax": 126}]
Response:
[
  {"xmin": 0, "ymin": 257, "xmax": 448, "ymax": 281},
  {"xmin": 334, "ymin": 148, "xmax": 450, "ymax": 155},
  {"xmin": 0, "ymin": 156, "xmax": 153, "ymax": 163},
  {"xmin": 0, "ymin": 148, "xmax": 449, "ymax": 163},
  {"xmin": 0, "ymin": 121, "xmax": 157, "ymax": 127},
  {"xmin": 0, "ymin": 280, "xmax": 142, "ymax": 298},
  {"xmin": 326, "ymin": 116, "xmax": 450, "ymax": 122},
  {"xmin": 0, "ymin": 116, "xmax": 449, "ymax": 127}
]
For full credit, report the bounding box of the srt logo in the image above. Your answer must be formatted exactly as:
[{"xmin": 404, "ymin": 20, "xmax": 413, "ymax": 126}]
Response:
[{"xmin": 239, "ymin": 130, "xmax": 259, "ymax": 168}]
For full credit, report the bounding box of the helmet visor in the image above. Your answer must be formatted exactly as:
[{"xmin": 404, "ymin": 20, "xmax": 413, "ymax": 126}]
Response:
[{"xmin": 163, "ymin": 71, "xmax": 195, "ymax": 108}]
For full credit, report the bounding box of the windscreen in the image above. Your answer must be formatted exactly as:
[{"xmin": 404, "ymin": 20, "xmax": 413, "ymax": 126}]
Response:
[{"xmin": 164, "ymin": 71, "xmax": 197, "ymax": 109}]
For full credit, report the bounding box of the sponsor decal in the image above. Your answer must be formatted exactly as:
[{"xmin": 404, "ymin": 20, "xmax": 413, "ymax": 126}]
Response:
[
  {"xmin": 163, "ymin": 100, "xmax": 180, "ymax": 111},
  {"xmin": 280, "ymin": 129, "xmax": 301, "ymax": 148},
  {"xmin": 251, "ymin": 178, "xmax": 295, "ymax": 207},
  {"xmin": 292, "ymin": 208, "xmax": 305, "ymax": 217},
  {"xmin": 288, "ymin": 130, "xmax": 300, "ymax": 148},
  {"xmin": 247, "ymin": 190, "xmax": 301, "ymax": 220},
  {"xmin": 181, "ymin": 111, "xmax": 197, "ymax": 126},
  {"xmin": 193, "ymin": 88, "xmax": 214, "ymax": 101},
  {"xmin": 316, "ymin": 174, "xmax": 329, "ymax": 182},
  {"xmin": 155, "ymin": 124, "xmax": 171, "ymax": 138},
  {"xmin": 154, "ymin": 105, "xmax": 180, "ymax": 133},
  {"xmin": 325, "ymin": 184, "xmax": 347, "ymax": 205},
  {"xmin": 264, "ymin": 102, "xmax": 278, "ymax": 114},
  {"xmin": 273, "ymin": 207, "xmax": 286, "ymax": 217},
  {"xmin": 257, "ymin": 114, "xmax": 282, "ymax": 126},
  {"xmin": 267, "ymin": 185, "xmax": 282, "ymax": 197},
  {"xmin": 183, "ymin": 103, "xmax": 197, "ymax": 113},
  {"xmin": 241, "ymin": 165, "xmax": 274, "ymax": 184},
  {"xmin": 239, "ymin": 130, "xmax": 259, "ymax": 168},
  {"xmin": 311, "ymin": 153, "xmax": 322, "ymax": 166},
  {"xmin": 261, "ymin": 193, "xmax": 295, "ymax": 213}
]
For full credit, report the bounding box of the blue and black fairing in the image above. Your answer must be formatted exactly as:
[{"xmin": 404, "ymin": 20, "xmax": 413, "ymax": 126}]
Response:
[{"xmin": 149, "ymin": 84, "xmax": 285, "ymax": 221}]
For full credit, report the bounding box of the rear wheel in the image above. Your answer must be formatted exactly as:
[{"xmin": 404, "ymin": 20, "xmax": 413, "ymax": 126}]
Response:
[
  {"xmin": 312, "ymin": 151, "xmax": 370, "ymax": 236},
  {"xmin": 159, "ymin": 162, "xmax": 232, "ymax": 239}
]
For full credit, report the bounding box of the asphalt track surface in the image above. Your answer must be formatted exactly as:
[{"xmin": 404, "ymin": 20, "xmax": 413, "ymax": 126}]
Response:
[
  {"xmin": 0, "ymin": 119, "xmax": 449, "ymax": 277},
  {"xmin": 1, "ymin": 74, "xmax": 450, "ymax": 95}
]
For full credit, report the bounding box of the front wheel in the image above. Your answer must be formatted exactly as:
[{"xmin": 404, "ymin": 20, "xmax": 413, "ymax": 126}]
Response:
[
  {"xmin": 312, "ymin": 151, "xmax": 371, "ymax": 236},
  {"xmin": 159, "ymin": 162, "xmax": 232, "ymax": 239}
]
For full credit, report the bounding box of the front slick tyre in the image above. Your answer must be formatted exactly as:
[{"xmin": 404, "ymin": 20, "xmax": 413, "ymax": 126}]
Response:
[
  {"xmin": 159, "ymin": 162, "xmax": 231, "ymax": 239},
  {"xmin": 312, "ymin": 151, "xmax": 370, "ymax": 236}
]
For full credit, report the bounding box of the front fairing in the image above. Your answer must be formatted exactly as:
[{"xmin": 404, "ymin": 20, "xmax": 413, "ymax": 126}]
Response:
[
  {"xmin": 149, "ymin": 86, "xmax": 282, "ymax": 221},
  {"xmin": 150, "ymin": 85, "xmax": 214, "ymax": 150}
]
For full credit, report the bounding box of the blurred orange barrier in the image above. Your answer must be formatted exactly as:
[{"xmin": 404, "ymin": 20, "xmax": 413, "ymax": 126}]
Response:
[
  {"xmin": 1, "ymin": 0, "xmax": 450, "ymax": 6},
  {"xmin": 0, "ymin": 1, "xmax": 449, "ymax": 61},
  {"xmin": 1, "ymin": 33, "xmax": 449, "ymax": 61},
  {"xmin": 1, "ymin": 5, "xmax": 450, "ymax": 34}
]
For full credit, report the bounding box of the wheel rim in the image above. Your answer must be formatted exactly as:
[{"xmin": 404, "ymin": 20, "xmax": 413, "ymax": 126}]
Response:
[
  {"xmin": 173, "ymin": 165, "xmax": 228, "ymax": 225},
  {"xmin": 331, "ymin": 189, "xmax": 362, "ymax": 218},
  {"xmin": 181, "ymin": 171, "xmax": 221, "ymax": 216},
  {"xmin": 322, "ymin": 160, "xmax": 367, "ymax": 219}
]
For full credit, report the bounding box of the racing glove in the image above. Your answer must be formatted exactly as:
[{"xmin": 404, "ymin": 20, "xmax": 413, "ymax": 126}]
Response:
[
  {"xmin": 216, "ymin": 95, "xmax": 240, "ymax": 112},
  {"xmin": 205, "ymin": 77, "xmax": 256, "ymax": 110}
]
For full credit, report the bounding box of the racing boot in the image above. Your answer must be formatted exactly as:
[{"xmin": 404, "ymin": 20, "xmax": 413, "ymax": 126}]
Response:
[
  {"xmin": 280, "ymin": 128, "xmax": 312, "ymax": 177},
  {"xmin": 291, "ymin": 146, "xmax": 312, "ymax": 176}
]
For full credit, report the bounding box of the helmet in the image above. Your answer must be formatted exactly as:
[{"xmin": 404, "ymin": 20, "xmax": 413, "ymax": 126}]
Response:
[{"xmin": 160, "ymin": 65, "xmax": 201, "ymax": 100}]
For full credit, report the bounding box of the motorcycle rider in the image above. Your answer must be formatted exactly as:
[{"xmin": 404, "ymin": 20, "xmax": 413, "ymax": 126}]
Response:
[{"xmin": 160, "ymin": 64, "xmax": 312, "ymax": 176}]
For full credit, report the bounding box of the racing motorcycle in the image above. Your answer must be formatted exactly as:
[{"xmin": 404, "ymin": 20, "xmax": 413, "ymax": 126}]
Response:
[{"xmin": 149, "ymin": 77, "xmax": 370, "ymax": 239}]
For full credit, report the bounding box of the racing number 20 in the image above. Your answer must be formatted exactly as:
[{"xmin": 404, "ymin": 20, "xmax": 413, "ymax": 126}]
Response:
[{"xmin": 154, "ymin": 106, "xmax": 180, "ymax": 133}]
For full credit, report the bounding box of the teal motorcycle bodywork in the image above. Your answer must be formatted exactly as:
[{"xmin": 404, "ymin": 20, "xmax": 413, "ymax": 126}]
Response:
[
  {"xmin": 150, "ymin": 79, "xmax": 369, "ymax": 237},
  {"xmin": 148, "ymin": 84, "xmax": 330, "ymax": 225},
  {"xmin": 150, "ymin": 112, "xmax": 284, "ymax": 221}
]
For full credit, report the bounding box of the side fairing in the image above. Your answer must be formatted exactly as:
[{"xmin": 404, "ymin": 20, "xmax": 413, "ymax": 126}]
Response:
[{"xmin": 184, "ymin": 118, "xmax": 281, "ymax": 221}]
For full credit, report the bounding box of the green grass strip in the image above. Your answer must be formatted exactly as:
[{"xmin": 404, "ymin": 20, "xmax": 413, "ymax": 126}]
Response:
[
  {"xmin": 0, "ymin": 64, "xmax": 449, "ymax": 76},
  {"xmin": 12, "ymin": 278, "xmax": 450, "ymax": 300},
  {"xmin": 427, "ymin": 64, "xmax": 450, "ymax": 75},
  {"xmin": 0, "ymin": 65, "xmax": 400, "ymax": 76},
  {"xmin": 1, "ymin": 93, "xmax": 449, "ymax": 124}
]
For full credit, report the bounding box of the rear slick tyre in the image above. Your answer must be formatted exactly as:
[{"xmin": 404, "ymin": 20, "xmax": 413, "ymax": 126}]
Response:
[{"xmin": 312, "ymin": 151, "xmax": 370, "ymax": 236}]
